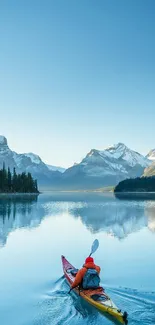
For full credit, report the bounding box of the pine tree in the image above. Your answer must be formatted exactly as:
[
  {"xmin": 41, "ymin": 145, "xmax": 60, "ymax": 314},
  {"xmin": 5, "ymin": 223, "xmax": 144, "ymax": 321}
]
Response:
[
  {"xmin": 12, "ymin": 167, "xmax": 17, "ymax": 192},
  {"xmin": 2, "ymin": 163, "xmax": 8, "ymax": 192},
  {"xmin": 0, "ymin": 169, "xmax": 3, "ymax": 192},
  {"xmin": 8, "ymin": 167, "xmax": 12, "ymax": 192}
]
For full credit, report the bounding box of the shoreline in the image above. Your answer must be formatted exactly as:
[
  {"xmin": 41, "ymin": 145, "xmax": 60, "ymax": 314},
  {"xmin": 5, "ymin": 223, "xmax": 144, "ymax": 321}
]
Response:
[
  {"xmin": 41, "ymin": 190, "xmax": 113, "ymax": 193},
  {"xmin": 114, "ymin": 191, "xmax": 155, "ymax": 194},
  {"xmin": 0, "ymin": 192, "xmax": 40, "ymax": 196},
  {"xmin": 114, "ymin": 192, "xmax": 155, "ymax": 200}
]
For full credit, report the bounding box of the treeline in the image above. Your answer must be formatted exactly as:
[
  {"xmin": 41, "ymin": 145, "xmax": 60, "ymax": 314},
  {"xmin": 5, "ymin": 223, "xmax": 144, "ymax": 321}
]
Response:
[
  {"xmin": 114, "ymin": 176, "xmax": 155, "ymax": 192},
  {"xmin": 0, "ymin": 164, "xmax": 39, "ymax": 193}
]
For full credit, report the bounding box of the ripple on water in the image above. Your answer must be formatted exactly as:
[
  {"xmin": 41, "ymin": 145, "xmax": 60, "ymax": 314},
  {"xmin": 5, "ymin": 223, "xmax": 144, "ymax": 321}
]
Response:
[{"xmin": 106, "ymin": 287, "xmax": 155, "ymax": 325}]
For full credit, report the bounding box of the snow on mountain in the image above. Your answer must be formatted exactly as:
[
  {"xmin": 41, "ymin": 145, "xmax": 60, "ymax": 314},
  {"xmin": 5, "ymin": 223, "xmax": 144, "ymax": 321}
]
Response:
[
  {"xmin": 80, "ymin": 143, "xmax": 151, "ymax": 177},
  {"xmin": 85, "ymin": 143, "xmax": 150, "ymax": 169},
  {"xmin": 60, "ymin": 143, "xmax": 152, "ymax": 189},
  {"xmin": 23, "ymin": 153, "xmax": 42, "ymax": 164},
  {"xmin": 47, "ymin": 164, "xmax": 65, "ymax": 173},
  {"xmin": 0, "ymin": 136, "xmax": 153, "ymax": 190},
  {"xmin": 146, "ymin": 149, "xmax": 155, "ymax": 161}
]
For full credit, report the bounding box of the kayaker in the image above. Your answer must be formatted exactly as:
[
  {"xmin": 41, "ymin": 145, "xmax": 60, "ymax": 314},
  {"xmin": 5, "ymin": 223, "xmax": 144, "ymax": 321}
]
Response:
[{"xmin": 71, "ymin": 256, "xmax": 101, "ymax": 290}]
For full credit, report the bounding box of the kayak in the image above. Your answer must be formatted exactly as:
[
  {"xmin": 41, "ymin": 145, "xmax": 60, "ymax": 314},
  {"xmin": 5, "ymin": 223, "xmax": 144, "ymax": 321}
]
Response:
[{"xmin": 61, "ymin": 255, "xmax": 128, "ymax": 324}]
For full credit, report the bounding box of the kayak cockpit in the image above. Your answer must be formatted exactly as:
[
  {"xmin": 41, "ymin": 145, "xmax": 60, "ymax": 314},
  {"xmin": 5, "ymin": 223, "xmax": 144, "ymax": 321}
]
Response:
[{"xmin": 66, "ymin": 268, "xmax": 78, "ymax": 276}]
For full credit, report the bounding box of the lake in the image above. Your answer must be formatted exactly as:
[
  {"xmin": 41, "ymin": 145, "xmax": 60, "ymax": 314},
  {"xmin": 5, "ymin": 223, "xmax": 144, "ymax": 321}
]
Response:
[{"xmin": 0, "ymin": 192, "xmax": 155, "ymax": 325}]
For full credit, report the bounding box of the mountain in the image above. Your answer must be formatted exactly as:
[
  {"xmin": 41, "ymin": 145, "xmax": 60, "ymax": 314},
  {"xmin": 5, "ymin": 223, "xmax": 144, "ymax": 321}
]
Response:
[
  {"xmin": 0, "ymin": 136, "xmax": 62, "ymax": 188},
  {"xmin": 0, "ymin": 136, "xmax": 152, "ymax": 190},
  {"xmin": 58, "ymin": 143, "xmax": 151, "ymax": 190},
  {"xmin": 146, "ymin": 149, "xmax": 155, "ymax": 161},
  {"xmin": 143, "ymin": 149, "xmax": 155, "ymax": 177},
  {"xmin": 143, "ymin": 163, "xmax": 155, "ymax": 177}
]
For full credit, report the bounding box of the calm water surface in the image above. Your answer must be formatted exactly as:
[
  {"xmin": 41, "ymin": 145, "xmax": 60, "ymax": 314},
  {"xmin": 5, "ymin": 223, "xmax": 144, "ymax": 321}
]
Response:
[{"xmin": 0, "ymin": 193, "xmax": 155, "ymax": 325}]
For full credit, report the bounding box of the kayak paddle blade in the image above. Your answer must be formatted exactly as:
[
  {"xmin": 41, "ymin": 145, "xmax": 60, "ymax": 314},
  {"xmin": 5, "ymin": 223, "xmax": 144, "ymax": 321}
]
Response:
[{"xmin": 90, "ymin": 239, "xmax": 99, "ymax": 256}]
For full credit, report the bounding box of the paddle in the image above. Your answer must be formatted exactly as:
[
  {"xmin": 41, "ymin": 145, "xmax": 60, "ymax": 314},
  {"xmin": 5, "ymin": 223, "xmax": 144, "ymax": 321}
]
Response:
[
  {"xmin": 89, "ymin": 239, "xmax": 99, "ymax": 257},
  {"xmin": 68, "ymin": 239, "xmax": 99, "ymax": 294}
]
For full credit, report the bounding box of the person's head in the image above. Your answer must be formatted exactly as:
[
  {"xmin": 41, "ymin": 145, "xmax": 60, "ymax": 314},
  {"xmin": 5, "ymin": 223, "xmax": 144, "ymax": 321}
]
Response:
[{"xmin": 85, "ymin": 256, "xmax": 94, "ymax": 264}]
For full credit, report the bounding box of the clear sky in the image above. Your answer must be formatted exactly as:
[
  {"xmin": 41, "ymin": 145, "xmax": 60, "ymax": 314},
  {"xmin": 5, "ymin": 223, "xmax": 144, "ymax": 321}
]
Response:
[{"xmin": 0, "ymin": 0, "xmax": 155, "ymax": 167}]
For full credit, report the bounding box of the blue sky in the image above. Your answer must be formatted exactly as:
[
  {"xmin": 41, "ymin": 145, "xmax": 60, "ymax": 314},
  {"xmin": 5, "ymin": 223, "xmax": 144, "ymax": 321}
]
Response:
[{"xmin": 0, "ymin": 0, "xmax": 155, "ymax": 167}]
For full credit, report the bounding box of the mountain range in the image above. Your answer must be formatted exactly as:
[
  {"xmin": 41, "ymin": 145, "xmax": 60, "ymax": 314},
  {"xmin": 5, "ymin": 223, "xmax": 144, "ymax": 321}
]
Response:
[
  {"xmin": 144, "ymin": 149, "xmax": 155, "ymax": 177},
  {"xmin": 0, "ymin": 135, "xmax": 155, "ymax": 190}
]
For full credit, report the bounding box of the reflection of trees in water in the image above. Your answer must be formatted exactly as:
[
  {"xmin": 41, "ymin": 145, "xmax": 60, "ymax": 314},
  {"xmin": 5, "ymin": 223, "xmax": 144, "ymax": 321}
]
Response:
[
  {"xmin": 0, "ymin": 195, "xmax": 38, "ymax": 221},
  {"xmin": 0, "ymin": 195, "xmax": 39, "ymax": 247}
]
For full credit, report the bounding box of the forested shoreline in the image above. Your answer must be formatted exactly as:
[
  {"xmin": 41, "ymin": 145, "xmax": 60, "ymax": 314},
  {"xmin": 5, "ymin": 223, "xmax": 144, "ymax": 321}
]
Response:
[
  {"xmin": 0, "ymin": 164, "xmax": 39, "ymax": 193},
  {"xmin": 114, "ymin": 176, "xmax": 155, "ymax": 193}
]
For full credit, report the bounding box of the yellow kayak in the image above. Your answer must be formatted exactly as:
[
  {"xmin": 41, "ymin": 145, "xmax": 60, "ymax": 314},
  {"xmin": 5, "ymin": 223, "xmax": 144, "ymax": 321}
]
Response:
[{"xmin": 62, "ymin": 255, "xmax": 128, "ymax": 324}]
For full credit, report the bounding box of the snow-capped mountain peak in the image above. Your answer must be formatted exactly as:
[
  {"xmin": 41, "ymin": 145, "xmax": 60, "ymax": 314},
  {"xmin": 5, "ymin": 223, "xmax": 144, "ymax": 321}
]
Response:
[
  {"xmin": 0, "ymin": 136, "xmax": 7, "ymax": 145},
  {"xmin": 103, "ymin": 142, "xmax": 146, "ymax": 166},
  {"xmin": 86, "ymin": 149, "xmax": 99, "ymax": 158},
  {"xmin": 0, "ymin": 136, "xmax": 10, "ymax": 154},
  {"xmin": 105, "ymin": 142, "xmax": 126, "ymax": 152},
  {"xmin": 60, "ymin": 143, "xmax": 152, "ymax": 190},
  {"xmin": 84, "ymin": 143, "xmax": 150, "ymax": 168}
]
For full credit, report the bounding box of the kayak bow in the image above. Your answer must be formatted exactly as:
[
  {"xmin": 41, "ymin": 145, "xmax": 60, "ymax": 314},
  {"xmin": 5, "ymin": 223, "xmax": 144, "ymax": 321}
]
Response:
[{"xmin": 61, "ymin": 255, "xmax": 128, "ymax": 324}]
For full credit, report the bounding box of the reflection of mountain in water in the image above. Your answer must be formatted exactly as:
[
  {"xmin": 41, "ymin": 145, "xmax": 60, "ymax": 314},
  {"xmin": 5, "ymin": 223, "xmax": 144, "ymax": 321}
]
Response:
[
  {"xmin": 1, "ymin": 193, "xmax": 155, "ymax": 246},
  {"xmin": 0, "ymin": 195, "xmax": 42, "ymax": 247},
  {"xmin": 40, "ymin": 193, "xmax": 155, "ymax": 239},
  {"xmin": 69, "ymin": 200, "xmax": 148, "ymax": 239},
  {"xmin": 145, "ymin": 202, "xmax": 155, "ymax": 232}
]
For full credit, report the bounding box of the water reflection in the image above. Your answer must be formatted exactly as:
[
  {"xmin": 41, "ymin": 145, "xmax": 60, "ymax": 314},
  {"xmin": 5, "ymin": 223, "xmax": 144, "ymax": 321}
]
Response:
[
  {"xmin": 42, "ymin": 193, "xmax": 155, "ymax": 239},
  {"xmin": 45, "ymin": 193, "xmax": 155, "ymax": 239},
  {"xmin": 145, "ymin": 203, "xmax": 155, "ymax": 232},
  {"xmin": 0, "ymin": 195, "xmax": 40, "ymax": 247},
  {"xmin": 0, "ymin": 193, "xmax": 155, "ymax": 248},
  {"xmin": 115, "ymin": 192, "xmax": 155, "ymax": 201},
  {"xmin": 68, "ymin": 199, "xmax": 148, "ymax": 239}
]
